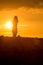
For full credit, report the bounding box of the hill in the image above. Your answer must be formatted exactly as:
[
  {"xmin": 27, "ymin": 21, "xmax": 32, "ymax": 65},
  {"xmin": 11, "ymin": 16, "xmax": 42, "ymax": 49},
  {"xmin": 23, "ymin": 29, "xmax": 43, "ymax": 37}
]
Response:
[{"xmin": 0, "ymin": 36, "xmax": 43, "ymax": 65}]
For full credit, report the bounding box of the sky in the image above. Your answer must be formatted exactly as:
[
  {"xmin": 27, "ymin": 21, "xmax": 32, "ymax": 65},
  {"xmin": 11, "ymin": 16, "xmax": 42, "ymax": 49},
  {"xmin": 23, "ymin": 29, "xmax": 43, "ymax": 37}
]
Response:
[{"xmin": 0, "ymin": 0, "xmax": 43, "ymax": 38}]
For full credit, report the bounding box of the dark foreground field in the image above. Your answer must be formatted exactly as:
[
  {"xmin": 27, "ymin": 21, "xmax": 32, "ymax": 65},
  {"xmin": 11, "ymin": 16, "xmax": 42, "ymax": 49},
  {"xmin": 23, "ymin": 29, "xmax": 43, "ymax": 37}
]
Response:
[{"xmin": 0, "ymin": 36, "xmax": 43, "ymax": 65}]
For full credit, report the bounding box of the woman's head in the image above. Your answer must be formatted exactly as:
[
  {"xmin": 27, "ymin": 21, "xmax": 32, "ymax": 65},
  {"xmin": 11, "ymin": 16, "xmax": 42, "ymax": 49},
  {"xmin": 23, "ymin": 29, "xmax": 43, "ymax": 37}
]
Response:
[{"xmin": 14, "ymin": 16, "xmax": 18, "ymax": 23}]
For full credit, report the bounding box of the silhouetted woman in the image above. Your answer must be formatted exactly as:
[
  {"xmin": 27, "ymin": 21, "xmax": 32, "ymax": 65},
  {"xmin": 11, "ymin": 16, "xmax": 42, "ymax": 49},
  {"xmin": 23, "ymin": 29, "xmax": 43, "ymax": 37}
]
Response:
[{"xmin": 12, "ymin": 16, "xmax": 18, "ymax": 37}]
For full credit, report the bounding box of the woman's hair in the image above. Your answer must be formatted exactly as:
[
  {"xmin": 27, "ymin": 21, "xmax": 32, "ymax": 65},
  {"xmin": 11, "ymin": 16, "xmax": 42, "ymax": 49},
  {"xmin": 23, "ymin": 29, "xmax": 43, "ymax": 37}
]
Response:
[
  {"xmin": 14, "ymin": 16, "xmax": 18, "ymax": 22},
  {"xmin": 14, "ymin": 16, "xmax": 18, "ymax": 19}
]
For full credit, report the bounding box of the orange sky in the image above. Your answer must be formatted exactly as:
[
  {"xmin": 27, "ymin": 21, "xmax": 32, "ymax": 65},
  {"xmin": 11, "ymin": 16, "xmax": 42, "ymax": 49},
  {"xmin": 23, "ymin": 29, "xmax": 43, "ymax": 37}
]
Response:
[{"xmin": 0, "ymin": 7, "xmax": 43, "ymax": 38}]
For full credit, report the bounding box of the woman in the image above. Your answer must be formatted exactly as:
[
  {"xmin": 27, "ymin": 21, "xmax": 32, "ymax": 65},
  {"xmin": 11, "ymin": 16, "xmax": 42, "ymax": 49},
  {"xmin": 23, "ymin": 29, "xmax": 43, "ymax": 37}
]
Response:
[{"xmin": 12, "ymin": 16, "xmax": 18, "ymax": 37}]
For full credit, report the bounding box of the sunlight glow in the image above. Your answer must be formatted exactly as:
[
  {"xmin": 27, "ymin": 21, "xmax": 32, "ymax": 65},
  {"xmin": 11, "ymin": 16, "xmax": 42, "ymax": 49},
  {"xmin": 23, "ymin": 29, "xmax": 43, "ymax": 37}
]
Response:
[{"xmin": 5, "ymin": 21, "xmax": 13, "ymax": 29}]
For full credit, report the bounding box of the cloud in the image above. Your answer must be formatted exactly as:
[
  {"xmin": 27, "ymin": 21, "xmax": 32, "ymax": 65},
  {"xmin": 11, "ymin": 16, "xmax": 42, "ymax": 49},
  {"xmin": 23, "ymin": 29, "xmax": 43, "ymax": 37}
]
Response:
[{"xmin": 0, "ymin": 0, "xmax": 43, "ymax": 10}]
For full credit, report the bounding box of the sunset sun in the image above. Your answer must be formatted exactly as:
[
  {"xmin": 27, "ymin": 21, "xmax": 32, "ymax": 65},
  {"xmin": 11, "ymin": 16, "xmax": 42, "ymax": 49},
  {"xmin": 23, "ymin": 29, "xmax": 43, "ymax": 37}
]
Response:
[{"xmin": 5, "ymin": 21, "xmax": 13, "ymax": 29}]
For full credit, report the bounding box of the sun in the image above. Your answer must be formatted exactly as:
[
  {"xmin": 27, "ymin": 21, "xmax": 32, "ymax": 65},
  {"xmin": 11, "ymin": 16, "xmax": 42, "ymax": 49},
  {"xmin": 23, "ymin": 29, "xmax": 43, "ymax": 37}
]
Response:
[{"xmin": 6, "ymin": 21, "xmax": 13, "ymax": 29}]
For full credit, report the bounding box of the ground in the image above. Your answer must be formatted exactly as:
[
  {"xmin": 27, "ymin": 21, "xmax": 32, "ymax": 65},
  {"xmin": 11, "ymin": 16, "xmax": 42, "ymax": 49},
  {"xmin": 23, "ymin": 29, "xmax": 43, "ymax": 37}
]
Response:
[{"xmin": 0, "ymin": 36, "xmax": 43, "ymax": 65}]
